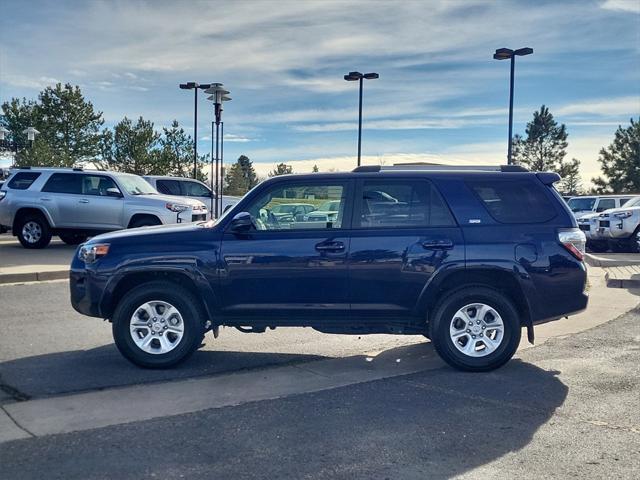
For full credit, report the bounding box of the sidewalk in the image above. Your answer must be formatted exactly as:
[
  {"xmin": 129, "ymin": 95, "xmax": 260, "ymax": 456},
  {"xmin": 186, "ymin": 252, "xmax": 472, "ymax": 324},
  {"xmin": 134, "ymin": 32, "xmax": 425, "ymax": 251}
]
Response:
[{"xmin": 0, "ymin": 235, "xmax": 74, "ymax": 283}]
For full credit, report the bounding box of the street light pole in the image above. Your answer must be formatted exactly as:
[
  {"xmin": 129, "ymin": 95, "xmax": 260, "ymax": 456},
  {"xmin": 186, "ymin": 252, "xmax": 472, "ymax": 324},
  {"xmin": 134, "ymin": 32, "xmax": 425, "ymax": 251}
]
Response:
[
  {"xmin": 344, "ymin": 71, "xmax": 379, "ymax": 167},
  {"xmin": 493, "ymin": 47, "xmax": 533, "ymax": 165},
  {"xmin": 204, "ymin": 83, "xmax": 231, "ymax": 218},
  {"xmin": 179, "ymin": 82, "xmax": 211, "ymax": 179}
]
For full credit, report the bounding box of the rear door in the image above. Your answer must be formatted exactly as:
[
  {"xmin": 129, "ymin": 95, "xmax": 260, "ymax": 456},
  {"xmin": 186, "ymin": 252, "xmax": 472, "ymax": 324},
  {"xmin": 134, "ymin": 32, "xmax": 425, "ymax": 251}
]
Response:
[
  {"xmin": 40, "ymin": 173, "xmax": 83, "ymax": 227},
  {"xmin": 348, "ymin": 178, "xmax": 463, "ymax": 321}
]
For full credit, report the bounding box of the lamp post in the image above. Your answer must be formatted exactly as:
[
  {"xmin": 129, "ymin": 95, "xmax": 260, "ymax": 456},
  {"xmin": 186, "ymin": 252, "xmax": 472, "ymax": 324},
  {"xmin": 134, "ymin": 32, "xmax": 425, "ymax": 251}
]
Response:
[
  {"xmin": 493, "ymin": 47, "xmax": 533, "ymax": 165},
  {"xmin": 344, "ymin": 71, "xmax": 378, "ymax": 166},
  {"xmin": 0, "ymin": 126, "xmax": 39, "ymax": 167},
  {"xmin": 179, "ymin": 82, "xmax": 212, "ymax": 178},
  {"xmin": 204, "ymin": 83, "xmax": 231, "ymax": 218}
]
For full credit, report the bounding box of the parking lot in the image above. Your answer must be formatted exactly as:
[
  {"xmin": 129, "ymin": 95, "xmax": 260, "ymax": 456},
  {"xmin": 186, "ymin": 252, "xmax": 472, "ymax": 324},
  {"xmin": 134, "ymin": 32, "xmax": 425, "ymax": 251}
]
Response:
[{"xmin": 1, "ymin": 231, "xmax": 640, "ymax": 478}]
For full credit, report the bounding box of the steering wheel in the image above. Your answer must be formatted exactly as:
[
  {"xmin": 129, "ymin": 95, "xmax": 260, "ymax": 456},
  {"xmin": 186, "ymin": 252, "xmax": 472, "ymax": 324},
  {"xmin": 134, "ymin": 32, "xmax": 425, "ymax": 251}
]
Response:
[{"xmin": 267, "ymin": 211, "xmax": 280, "ymax": 229}]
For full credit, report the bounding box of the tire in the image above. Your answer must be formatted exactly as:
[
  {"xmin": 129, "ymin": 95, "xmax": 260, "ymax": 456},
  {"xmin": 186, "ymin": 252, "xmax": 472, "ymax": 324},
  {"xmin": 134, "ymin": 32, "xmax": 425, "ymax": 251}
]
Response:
[
  {"xmin": 429, "ymin": 286, "xmax": 522, "ymax": 372},
  {"xmin": 16, "ymin": 213, "xmax": 52, "ymax": 249},
  {"xmin": 112, "ymin": 281, "xmax": 206, "ymax": 368},
  {"xmin": 129, "ymin": 216, "xmax": 162, "ymax": 229},
  {"xmin": 608, "ymin": 239, "xmax": 635, "ymax": 253},
  {"xmin": 586, "ymin": 240, "xmax": 608, "ymax": 253},
  {"xmin": 59, "ymin": 233, "xmax": 88, "ymax": 245}
]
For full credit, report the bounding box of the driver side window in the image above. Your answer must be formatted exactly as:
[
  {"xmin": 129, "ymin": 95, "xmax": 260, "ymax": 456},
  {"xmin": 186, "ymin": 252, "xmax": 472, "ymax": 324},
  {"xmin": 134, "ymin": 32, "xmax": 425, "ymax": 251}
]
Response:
[{"xmin": 246, "ymin": 182, "xmax": 346, "ymax": 231}]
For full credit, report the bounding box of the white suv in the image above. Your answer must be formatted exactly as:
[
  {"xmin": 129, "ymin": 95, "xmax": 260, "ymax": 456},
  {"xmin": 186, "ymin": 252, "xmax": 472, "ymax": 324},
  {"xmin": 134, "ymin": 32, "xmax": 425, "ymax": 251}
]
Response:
[
  {"xmin": 567, "ymin": 195, "xmax": 636, "ymax": 219},
  {"xmin": 0, "ymin": 168, "xmax": 208, "ymax": 249},
  {"xmin": 595, "ymin": 196, "xmax": 640, "ymax": 253}
]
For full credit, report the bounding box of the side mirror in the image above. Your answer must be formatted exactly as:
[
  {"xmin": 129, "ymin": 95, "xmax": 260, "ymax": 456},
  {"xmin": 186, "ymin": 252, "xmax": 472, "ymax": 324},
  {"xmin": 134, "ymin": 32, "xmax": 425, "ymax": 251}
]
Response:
[
  {"xmin": 106, "ymin": 187, "xmax": 123, "ymax": 198},
  {"xmin": 229, "ymin": 212, "xmax": 255, "ymax": 233}
]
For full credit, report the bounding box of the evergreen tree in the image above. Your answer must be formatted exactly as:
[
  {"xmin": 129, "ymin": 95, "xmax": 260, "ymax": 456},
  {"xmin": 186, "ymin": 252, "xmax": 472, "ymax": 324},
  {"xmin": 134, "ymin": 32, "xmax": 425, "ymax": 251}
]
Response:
[
  {"xmin": 558, "ymin": 158, "xmax": 582, "ymax": 195},
  {"xmin": 592, "ymin": 118, "xmax": 640, "ymax": 194},
  {"xmin": 268, "ymin": 162, "xmax": 293, "ymax": 177},
  {"xmin": 312, "ymin": 164, "xmax": 319, "ymax": 173},
  {"xmin": 1, "ymin": 84, "xmax": 104, "ymax": 167},
  {"xmin": 98, "ymin": 116, "xmax": 161, "ymax": 175},
  {"xmin": 512, "ymin": 105, "xmax": 568, "ymax": 172},
  {"xmin": 224, "ymin": 155, "xmax": 258, "ymax": 195},
  {"xmin": 159, "ymin": 120, "xmax": 208, "ymax": 181}
]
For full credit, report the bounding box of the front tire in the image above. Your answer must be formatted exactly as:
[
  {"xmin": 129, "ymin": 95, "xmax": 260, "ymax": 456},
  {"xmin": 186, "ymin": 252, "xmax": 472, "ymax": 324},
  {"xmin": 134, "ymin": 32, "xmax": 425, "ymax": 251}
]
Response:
[
  {"xmin": 430, "ymin": 287, "xmax": 522, "ymax": 372},
  {"xmin": 16, "ymin": 213, "xmax": 52, "ymax": 249},
  {"xmin": 59, "ymin": 233, "xmax": 88, "ymax": 245},
  {"xmin": 112, "ymin": 281, "xmax": 206, "ymax": 368}
]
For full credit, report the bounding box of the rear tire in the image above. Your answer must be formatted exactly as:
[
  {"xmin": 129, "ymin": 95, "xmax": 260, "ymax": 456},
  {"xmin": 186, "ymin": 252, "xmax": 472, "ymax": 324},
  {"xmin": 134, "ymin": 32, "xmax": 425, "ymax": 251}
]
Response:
[
  {"xmin": 59, "ymin": 233, "xmax": 88, "ymax": 245},
  {"xmin": 430, "ymin": 286, "xmax": 522, "ymax": 372},
  {"xmin": 112, "ymin": 281, "xmax": 206, "ymax": 368},
  {"xmin": 16, "ymin": 213, "xmax": 52, "ymax": 249},
  {"xmin": 586, "ymin": 240, "xmax": 608, "ymax": 253}
]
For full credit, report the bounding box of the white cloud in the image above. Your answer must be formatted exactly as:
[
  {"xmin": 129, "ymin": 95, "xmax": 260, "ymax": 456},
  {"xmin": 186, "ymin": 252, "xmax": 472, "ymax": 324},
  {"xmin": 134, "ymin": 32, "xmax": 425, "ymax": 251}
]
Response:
[
  {"xmin": 556, "ymin": 96, "xmax": 640, "ymax": 117},
  {"xmin": 224, "ymin": 134, "xmax": 253, "ymax": 143},
  {"xmin": 601, "ymin": 0, "xmax": 640, "ymax": 13}
]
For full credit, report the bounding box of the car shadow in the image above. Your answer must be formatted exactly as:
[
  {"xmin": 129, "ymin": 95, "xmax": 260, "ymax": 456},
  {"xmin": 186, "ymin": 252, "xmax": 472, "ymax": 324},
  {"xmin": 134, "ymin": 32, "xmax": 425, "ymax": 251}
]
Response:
[{"xmin": 0, "ymin": 344, "xmax": 327, "ymax": 400}]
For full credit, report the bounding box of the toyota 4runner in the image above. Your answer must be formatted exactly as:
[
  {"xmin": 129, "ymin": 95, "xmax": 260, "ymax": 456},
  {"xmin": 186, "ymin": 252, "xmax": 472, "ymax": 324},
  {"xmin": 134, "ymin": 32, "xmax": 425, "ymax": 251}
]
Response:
[{"xmin": 70, "ymin": 165, "xmax": 588, "ymax": 372}]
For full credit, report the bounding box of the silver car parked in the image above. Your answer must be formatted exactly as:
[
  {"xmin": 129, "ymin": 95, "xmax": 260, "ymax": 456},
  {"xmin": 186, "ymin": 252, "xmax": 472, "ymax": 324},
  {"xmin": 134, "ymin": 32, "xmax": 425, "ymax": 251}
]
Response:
[{"xmin": 0, "ymin": 168, "xmax": 208, "ymax": 249}]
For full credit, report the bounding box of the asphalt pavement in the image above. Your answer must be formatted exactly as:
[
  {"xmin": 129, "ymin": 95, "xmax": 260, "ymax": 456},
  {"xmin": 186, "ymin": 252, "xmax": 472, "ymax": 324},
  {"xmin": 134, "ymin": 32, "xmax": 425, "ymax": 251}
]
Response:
[{"xmin": 1, "ymin": 308, "xmax": 638, "ymax": 479}]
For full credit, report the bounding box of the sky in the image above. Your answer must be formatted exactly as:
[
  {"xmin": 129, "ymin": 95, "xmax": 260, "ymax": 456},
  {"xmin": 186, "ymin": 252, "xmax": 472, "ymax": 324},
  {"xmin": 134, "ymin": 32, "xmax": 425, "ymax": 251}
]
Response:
[{"xmin": 1, "ymin": 0, "xmax": 639, "ymax": 184}]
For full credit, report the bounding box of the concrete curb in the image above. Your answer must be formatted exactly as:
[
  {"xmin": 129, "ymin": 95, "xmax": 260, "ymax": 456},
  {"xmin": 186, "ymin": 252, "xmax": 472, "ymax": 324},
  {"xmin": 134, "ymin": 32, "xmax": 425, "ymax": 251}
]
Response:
[
  {"xmin": 585, "ymin": 253, "xmax": 640, "ymax": 268},
  {"xmin": 604, "ymin": 273, "xmax": 640, "ymax": 289},
  {"xmin": 0, "ymin": 270, "xmax": 68, "ymax": 285}
]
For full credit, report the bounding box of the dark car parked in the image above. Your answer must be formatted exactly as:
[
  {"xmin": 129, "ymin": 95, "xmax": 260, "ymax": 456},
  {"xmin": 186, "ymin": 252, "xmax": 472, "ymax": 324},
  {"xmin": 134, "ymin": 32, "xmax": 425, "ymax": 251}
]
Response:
[{"xmin": 70, "ymin": 165, "xmax": 588, "ymax": 371}]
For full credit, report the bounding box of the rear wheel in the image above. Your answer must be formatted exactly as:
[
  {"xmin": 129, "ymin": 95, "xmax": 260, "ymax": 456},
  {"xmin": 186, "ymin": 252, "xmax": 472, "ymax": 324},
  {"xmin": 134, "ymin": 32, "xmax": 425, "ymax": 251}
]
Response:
[
  {"xmin": 586, "ymin": 240, "xmax": 608, "ymax": 253},
  {"xmin": 59, "ymin": 233, "xmax": 88, "ymax": 245},
  {"xmin": 16, "ymin": 214, "xmax": 52, "ymax": 249},
  {"xmin": 112, "ymin": 281, "xmax": 206, "ymax": 368},
  {"xmin": 430, "ymin": 286, "xmax": 522, "ymax": 372}
]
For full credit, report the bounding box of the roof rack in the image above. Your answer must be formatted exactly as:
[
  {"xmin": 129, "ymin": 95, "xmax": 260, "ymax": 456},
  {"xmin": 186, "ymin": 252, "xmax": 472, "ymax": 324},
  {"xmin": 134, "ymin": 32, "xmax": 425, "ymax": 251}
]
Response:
[{"xmin": 352, "ymin": 165, "xmax": 528, "ymax": 173}]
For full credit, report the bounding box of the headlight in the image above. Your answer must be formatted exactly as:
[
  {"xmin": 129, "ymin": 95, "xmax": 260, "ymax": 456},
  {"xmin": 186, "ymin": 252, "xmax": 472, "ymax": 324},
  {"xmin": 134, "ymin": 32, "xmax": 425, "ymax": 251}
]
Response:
[
  {"xmin": 165, "ymin": 203, "xmax": 190, "ymax": 213},
  {"xmin": 78, "ymin": 243, "xmax": 110, "ymax": 263},
  {"xmin": 613, "ymin": 211, "xmax": 633, "ymax": 218}
]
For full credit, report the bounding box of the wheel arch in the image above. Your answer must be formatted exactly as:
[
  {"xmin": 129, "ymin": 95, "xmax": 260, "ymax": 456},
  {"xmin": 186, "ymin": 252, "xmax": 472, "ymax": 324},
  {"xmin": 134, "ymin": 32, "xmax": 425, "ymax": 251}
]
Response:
[
  {"xmin": 127, "ymin": 213, "xmax": 163, "ymax": 228},
  {"xmin": 12, "ymin": 207, "xmax": 53, "ymax": 232},
  {"xmin": 418, "ymin": 266, "xmax": 534, "ymax": 342},
  {"xmin": 100, "ymin": 268, "xmax": 216, "ymax": 324}
]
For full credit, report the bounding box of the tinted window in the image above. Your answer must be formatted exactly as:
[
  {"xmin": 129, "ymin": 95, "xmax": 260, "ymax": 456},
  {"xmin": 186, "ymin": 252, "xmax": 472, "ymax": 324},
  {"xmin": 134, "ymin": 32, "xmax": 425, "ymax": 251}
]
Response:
[
  {"xmin": 182, "ymin": 180, "xmax": 211, "ymax": 197},
  {"xmin": 468, "ymin": 180, "xmax": 556, "ymax": 224},
  {"xmin": 358, "ymin": 180, "xmax": 455, "ymax": 228},
  {"xmin": 157, "ymin": 179, "xmax": 182, "ymax": 196},
  {"xmin": 567, "ymin": 197, "xmax": 596, "ymax": 212},
  {"xmin": 246, "ymin": 183, "xmax": 346, "ymax": 231},
  {"xmin": 596, "ymin": 199, "xmax": 615, "ymax": 212},
  {"xmin": 7, "ymin": 172, "xmax": 41, "ymax": 190},
  {"xmin": 80, "ymin": 175, "xmax": 120, "ymax": 196},
  {"xmin": 42, "ymin": 173, "xmax": 82, "ymax": 194}
]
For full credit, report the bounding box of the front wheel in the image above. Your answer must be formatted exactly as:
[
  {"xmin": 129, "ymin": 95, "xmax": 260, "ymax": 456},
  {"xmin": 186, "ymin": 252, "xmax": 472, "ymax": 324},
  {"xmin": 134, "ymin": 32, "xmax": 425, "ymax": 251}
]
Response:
[
  {"xmin": 430, "ymin": 287, "xmax": 522, "ymax": 372},
  {"xmin": 112, "ymin": 281, "xmax": 206, "ymax": 368}
]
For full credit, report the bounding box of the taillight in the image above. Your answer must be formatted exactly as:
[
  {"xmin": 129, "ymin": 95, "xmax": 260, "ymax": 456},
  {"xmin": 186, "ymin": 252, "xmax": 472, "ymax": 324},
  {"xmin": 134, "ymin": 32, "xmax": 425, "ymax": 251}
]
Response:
[{"xmin": 558, "ymin": 228, "xmax": 586, "ymax": 261}]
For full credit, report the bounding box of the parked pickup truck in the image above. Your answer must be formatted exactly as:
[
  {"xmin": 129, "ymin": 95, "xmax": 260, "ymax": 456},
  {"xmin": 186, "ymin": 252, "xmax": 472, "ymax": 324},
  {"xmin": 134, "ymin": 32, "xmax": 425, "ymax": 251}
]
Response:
[{"xmin": 0, "ymin": 168, "xmax": 208, "ymax": 248}]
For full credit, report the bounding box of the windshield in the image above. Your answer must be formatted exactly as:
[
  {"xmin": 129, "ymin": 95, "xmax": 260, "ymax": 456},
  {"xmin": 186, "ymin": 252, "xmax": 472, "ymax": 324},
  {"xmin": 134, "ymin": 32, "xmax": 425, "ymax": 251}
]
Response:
[
  {"xmin": 567, "ymin": 197, "xmax": 596, "ymax": 212},
  {"xmin": 272, "ymin": 205, "xmax": 297, "ymax": 214},
  {"xmin": 318, "ymin": 200, "xmax": 339, "ymax": 212},
  {"xmin": 624, "ymin": 196, "xmax": 640, "ymax": 208},
  {"xmin": 116, "ymin": 175, "xmax": 158, "ymax": 195}
]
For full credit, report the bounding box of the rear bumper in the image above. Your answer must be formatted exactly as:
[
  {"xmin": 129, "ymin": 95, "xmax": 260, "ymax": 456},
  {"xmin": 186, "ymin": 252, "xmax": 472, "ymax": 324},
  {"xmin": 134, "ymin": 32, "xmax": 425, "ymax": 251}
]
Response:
[{"xmin": 531, "ymin": 291, "xmax": 588, "ymax": 326}]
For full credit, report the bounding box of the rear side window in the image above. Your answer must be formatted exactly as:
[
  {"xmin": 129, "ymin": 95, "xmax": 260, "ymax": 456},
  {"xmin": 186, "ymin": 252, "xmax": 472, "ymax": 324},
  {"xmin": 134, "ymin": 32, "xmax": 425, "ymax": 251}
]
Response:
[
  {"xmin": 358, "ymin": 180, "xmax": 456, "ymax": 228},
  {"xmin": 182, "ymin": 180, "xmax": 211, "ymax": 197},
  {"xmin": 596, "ymin": 198, "xmax": 615, "ymax": 212},
  {"xmin": 42, "ymin": 173, "xmax": 82, "ymax": 194},
  {"xmin": 467, "ymin": 179, "xmax": 556, "ymax": 224},
  {"xmin": 7, "ymin": 172, "xmax": 41, "ymax": 190},
  {"xmin": 157, "ymin": 179, "xmax": 182, "ymax": 196}
]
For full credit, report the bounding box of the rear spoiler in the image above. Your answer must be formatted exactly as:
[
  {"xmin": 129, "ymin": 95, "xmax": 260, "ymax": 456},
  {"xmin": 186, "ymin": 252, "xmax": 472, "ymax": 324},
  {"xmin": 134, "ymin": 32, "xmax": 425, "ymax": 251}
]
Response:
[{"xmin": 536, "ymin": 172, "xmax": 561, "ymax": 185}]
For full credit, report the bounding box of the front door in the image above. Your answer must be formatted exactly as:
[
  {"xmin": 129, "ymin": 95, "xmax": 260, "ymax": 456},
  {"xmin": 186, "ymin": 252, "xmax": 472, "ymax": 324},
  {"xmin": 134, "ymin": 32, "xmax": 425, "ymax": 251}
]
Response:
[
  {"xmin": 218, "ymin": 179, "xmax": 353, "ymax": 325},
  {"xmin": 348, "ymin": 178, "xmax": 464, "ymax": 322},
  {"xmin": 75, "ymin": 174, "xmax": 124, "ymax": 229}
]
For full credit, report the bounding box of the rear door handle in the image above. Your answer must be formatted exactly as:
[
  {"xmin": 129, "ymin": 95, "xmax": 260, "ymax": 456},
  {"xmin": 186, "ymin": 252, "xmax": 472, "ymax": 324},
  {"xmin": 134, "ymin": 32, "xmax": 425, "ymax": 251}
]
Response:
[
  {"xmin": 78, "ymin": 199, "xmax": 90, "ymax": 204},
  {"xmin": 315, "ymin": 241, "xmax": 345, "ymax": 252},
  {"xmin": 421, "ymin": 239, "xmax": 454, "ymax": 250}
]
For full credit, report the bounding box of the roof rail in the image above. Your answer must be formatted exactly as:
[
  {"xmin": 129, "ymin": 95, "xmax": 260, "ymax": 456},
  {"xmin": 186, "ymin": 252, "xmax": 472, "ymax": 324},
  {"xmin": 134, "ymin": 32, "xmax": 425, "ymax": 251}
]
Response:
[
  {"xmin": 73, "ymin": 167, "xmax": 84, "ymax": 171},
  {"xmin": 352, "ymin": 164, "xmax": 528, "ymax": 173},
  {"xmin": 18, "ymin": 166, "xmax": 32, "ymax": 170}
]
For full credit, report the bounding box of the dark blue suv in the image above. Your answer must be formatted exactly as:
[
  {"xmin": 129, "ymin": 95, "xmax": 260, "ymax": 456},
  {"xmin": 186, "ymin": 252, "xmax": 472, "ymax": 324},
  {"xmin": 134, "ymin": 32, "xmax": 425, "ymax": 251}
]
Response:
[{"xmin": 70, "ymin": 165, "xmax": 588, "ymax": 371}]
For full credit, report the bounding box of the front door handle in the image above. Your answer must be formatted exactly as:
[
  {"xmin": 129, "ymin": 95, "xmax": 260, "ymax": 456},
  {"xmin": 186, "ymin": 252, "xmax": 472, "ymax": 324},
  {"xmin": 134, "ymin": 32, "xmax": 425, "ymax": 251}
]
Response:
[
  {"xmin": 315, "ymin": 241, "xmax": 345, "ymax": 252},
  {"xmin": 421, "ymin": 239, "xmax": 454, "ymax": 250},
  {"xmin": 79, "ymin": 199, "xmax": 90, "ymax": 204}
]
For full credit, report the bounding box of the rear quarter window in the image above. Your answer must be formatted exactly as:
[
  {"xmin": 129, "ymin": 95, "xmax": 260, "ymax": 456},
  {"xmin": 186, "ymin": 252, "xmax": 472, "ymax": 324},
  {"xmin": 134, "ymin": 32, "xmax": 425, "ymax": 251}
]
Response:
[
  {"xmin": 467, "ymin": 179, "xmax": 557, "ymax": 224},
  {"xmin": 7, "ymin": 172, "xmax": 41, "ymax": 190}
]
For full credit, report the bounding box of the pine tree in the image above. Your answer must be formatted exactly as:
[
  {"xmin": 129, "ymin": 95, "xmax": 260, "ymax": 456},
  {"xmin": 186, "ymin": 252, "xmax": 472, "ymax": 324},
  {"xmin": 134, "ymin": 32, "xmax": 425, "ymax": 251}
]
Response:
[
  {"xmin": 224, "ymin": 155, "xmax": 258, "ymax": 195},
  {"xmin": 312, "ymin": 164, "xmax": 319, "ymax": 173},
  {"xmin": 159, "ymin": 120, "xmax": 208, "ymax": 181},
  {"xmin": 592, "ymin": 118, "xmax": 640, "ymax": 194},
  {"xmin": 268, "ymin": 162, "xmax": 293, "ymax": 177},
  {"xmin": 512, "ymin": 105, "xmax": 568, "ymax": 172},
  {"xmin": 98, "ymin": 116, "xmax": 161, "ymax": 175},
  {"xmin": 558, "ymin": 158, "xmax": 582, "ymax": 195}
]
